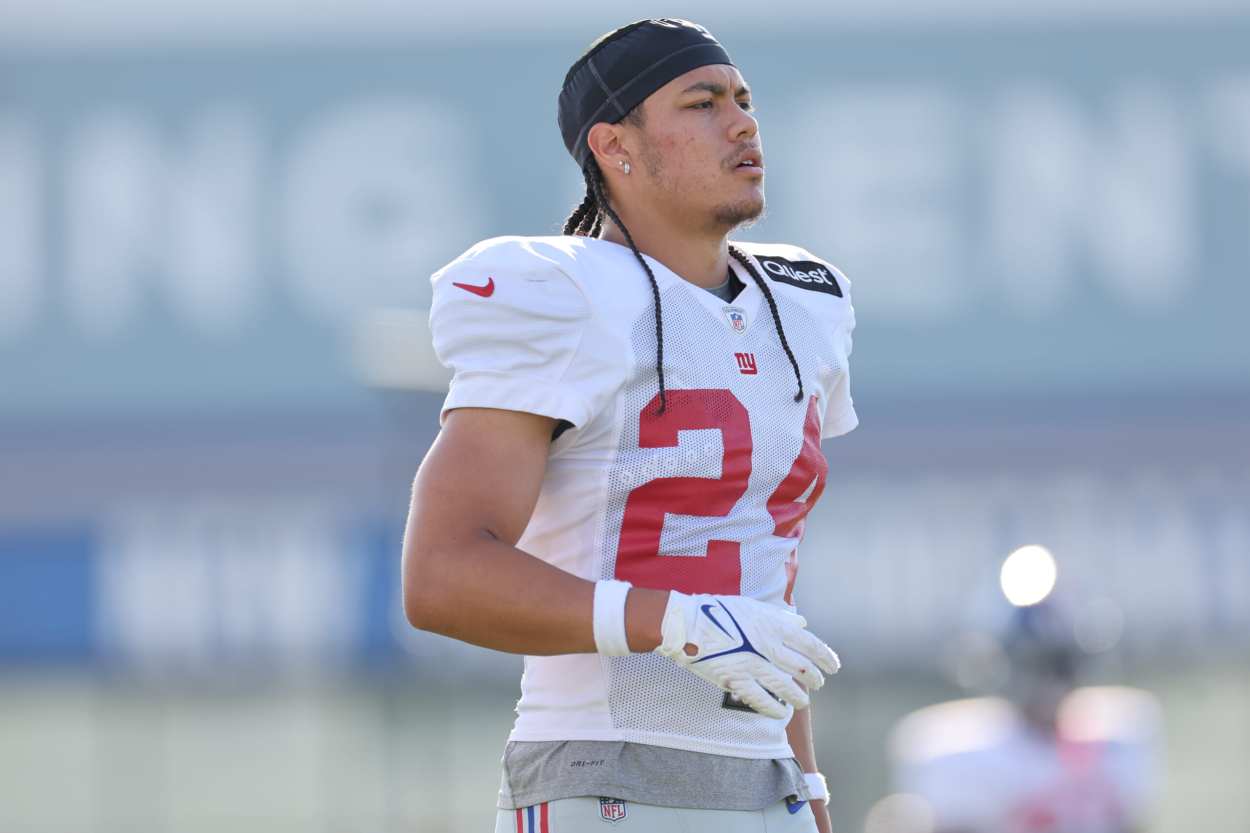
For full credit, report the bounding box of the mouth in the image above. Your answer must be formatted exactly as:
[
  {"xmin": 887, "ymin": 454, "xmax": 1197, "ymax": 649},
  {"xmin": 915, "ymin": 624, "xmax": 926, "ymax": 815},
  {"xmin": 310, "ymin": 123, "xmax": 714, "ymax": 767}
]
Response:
[{"xmin": 732, "ymin": 151, "xmax": 764, "ymax": 176}]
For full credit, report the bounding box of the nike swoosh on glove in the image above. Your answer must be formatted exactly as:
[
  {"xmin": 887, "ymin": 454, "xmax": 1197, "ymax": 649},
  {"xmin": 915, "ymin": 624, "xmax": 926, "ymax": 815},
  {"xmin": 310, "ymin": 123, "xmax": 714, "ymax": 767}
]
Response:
[{"xmin": 655, "ymin": 592, "xmax": 841, "ymax": 719}]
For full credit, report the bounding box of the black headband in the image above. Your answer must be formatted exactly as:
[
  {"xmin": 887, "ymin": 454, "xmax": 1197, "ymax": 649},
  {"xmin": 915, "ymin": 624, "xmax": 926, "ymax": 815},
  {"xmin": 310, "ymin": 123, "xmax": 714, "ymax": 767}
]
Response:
[{"xmin": 557, "ymin": 18, "xmax": 736, "ymax": 170}]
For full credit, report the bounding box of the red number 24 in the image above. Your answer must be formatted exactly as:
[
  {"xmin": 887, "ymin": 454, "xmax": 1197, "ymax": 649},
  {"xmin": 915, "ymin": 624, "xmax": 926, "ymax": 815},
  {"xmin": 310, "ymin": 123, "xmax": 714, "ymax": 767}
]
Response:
[{"xmin": 614, "ymin": 389, "xmax": 827, "ymax": 600}]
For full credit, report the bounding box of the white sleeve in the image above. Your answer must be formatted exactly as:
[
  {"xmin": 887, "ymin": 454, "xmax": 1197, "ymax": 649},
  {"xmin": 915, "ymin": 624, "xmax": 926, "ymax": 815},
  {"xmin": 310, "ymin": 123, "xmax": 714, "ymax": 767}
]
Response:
[
  {"xmin": 807, "ymin": 254, "xmax": 858, "ymax": 439},
  {"xmin": 821, "ymin": 313, "xmax": 858, "ymax": 438},
  {"xmin": 429, "ymin": 239, "xmax": 595, "ymax": 427}
]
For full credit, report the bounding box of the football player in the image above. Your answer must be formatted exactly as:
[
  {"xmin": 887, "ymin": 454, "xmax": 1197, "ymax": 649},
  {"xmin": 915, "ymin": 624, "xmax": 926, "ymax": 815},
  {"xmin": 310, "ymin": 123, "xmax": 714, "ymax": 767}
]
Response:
[
  {"xmin": 889, "ymin": 598, "xmax": 1162, "ymax": 833},
  {"xmin": 402, "ymin": 18, "xmax": 857, "ymax": 833}
]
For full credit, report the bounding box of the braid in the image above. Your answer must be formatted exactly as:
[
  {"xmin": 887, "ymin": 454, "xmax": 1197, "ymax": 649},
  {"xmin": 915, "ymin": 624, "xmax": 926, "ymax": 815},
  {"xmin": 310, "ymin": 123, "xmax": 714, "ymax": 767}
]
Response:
[
  {"xmin": 562, "ymin": 188, "xmax": 597, "ymax": 236},
  {"xmin": 579, "ymin": 193, "xmax": 600, "ymax": 236},
  {"xmin": 729, "ymin": 245, "xmax": 805, "ymax": 403},
  {"xmin": 584, "ymin": 160, "xmax": 668, "ymax": 414}
]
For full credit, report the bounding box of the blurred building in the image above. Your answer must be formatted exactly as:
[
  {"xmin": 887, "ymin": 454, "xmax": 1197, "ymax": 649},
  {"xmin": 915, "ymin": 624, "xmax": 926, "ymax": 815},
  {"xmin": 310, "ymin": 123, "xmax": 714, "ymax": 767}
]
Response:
[{"xmin": 1, "ymin": 2, "xmax": 1247, "ymax": 831}]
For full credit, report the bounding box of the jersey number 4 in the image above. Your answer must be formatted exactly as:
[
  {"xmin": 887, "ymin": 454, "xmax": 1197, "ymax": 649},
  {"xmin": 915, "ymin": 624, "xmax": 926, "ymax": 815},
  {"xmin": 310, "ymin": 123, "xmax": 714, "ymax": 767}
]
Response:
[{"xmin": 615, "ymin": 389, "xmax": 827, "ymax": 598}]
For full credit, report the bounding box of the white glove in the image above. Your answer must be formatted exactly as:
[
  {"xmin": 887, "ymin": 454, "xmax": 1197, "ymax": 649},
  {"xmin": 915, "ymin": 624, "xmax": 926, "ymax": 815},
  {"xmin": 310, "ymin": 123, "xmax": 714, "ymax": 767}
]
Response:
[{"xmin": 655, "ymin": 591, "xmax": 840, "ymax": 719}]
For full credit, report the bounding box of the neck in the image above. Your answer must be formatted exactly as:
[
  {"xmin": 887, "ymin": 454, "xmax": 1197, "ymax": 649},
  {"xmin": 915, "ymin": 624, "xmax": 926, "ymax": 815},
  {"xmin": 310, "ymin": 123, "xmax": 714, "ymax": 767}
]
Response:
[{"xmin": 598, "ymin": 208, "xmax": 731, "ymax": 289}]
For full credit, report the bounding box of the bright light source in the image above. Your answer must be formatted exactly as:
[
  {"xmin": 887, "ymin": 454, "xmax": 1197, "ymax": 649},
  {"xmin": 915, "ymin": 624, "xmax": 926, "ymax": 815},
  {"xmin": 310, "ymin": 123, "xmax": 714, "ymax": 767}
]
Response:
[{"xmin": 1000, "ymin": 545, "xmax": 1057, "ymax": 607}]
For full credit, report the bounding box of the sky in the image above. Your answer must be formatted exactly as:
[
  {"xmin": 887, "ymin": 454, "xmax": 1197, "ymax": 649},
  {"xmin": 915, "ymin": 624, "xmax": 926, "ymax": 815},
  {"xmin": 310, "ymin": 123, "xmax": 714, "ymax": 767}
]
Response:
[{"xmin": 3, "ymin": 0, "xmax": 1247, "ymax": 47}]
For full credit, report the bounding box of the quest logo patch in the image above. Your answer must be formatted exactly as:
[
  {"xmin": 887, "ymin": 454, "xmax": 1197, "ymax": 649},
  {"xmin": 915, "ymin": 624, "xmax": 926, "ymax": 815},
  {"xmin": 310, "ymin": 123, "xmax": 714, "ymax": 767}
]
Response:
[{"xmin": 755, "ymin": 256, "xmax": 843, "ymax": 297}]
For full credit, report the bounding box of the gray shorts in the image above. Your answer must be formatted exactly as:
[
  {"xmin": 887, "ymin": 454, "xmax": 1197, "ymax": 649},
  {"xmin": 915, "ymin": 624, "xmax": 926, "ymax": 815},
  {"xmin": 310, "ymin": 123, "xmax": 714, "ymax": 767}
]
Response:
[{"xmin": 495, "ymin": 796, "xmax": 819, "ymax": 832}]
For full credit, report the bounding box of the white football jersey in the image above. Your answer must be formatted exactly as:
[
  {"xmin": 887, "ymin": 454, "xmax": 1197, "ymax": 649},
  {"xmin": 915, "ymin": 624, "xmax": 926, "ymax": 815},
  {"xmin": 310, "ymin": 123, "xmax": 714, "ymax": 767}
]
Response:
[
  {"xmin": 890, "ymin": 689, "xmax": 1162, "ymax": 833},
  {"xmin": 429, "ymin": 234, "xmax": 857, "ymax": 759}
]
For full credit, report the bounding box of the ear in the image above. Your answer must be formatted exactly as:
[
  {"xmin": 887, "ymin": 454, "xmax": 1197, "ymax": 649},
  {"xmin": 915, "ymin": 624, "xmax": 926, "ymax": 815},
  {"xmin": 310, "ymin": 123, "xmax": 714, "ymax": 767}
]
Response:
[{"xmin": 587, "ymin": 121, "xmax": 631, "ymax": 177}]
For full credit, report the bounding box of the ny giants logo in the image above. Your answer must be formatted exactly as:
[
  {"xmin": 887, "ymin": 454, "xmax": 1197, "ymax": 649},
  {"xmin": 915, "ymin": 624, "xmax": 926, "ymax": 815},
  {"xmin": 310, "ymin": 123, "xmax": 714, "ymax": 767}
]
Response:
[{"xmin": 734, "ymin": 352, "xmax": 758, "ymax": 375}]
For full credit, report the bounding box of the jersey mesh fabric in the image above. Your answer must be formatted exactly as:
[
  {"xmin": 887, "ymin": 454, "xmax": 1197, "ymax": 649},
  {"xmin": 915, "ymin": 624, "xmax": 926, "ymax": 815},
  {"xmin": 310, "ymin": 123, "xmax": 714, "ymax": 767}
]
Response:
[
  {"xmin": 432, "ymin": 236, "xmax": 856, "ymax": 760},
  {"xmin": 598, "ymin": 276, "xmax": 837, "ymax": 756}
]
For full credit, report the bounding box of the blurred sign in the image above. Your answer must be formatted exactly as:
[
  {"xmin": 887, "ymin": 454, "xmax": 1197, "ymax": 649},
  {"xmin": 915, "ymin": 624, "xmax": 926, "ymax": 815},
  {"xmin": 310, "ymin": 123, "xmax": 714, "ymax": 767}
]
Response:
[
  {"xmin": 0, "ymin": 501, "xmax": 407, "ymax": 670},
  {"xmin": 1, "ymin": 22, "xmax": 1248, "ymax": 421},
  {"xmin": 2, "ymin": 457, "xmax": 1246, "ymax": 672}
]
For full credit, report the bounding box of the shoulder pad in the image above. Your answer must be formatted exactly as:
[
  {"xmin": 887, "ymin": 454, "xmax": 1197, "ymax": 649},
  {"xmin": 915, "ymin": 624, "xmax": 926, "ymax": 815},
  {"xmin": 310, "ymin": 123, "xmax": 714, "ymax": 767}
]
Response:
[
  {"xmin": 732, "ymin": 241, "xmax": 848, "ymax": 298},
  {"xmin": 433, "ymin": 235, "xmax": 583, "ymax": 287}
]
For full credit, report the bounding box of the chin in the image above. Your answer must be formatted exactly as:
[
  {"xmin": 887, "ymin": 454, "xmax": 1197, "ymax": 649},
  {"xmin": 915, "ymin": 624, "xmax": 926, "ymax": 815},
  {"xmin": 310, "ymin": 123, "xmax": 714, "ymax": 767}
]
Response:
[{"xmin": 712, "ymin": 194, "xmax": 765, "ymax": 230}]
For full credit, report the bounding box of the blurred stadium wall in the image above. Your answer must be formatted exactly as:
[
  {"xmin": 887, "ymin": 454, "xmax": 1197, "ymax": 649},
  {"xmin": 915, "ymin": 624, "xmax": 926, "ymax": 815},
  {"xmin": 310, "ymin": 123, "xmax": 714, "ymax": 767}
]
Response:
[{"xmin": 1, "ymin": 2, "xmax": 1247, "ymax": 831}]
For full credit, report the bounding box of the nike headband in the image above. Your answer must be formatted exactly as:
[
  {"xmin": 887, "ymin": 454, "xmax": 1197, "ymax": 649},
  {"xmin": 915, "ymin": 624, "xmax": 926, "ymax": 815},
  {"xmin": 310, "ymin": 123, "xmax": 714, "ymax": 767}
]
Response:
[{"xmin": 557, "ymin": 18, "xmax": 736, "ymax": 170}]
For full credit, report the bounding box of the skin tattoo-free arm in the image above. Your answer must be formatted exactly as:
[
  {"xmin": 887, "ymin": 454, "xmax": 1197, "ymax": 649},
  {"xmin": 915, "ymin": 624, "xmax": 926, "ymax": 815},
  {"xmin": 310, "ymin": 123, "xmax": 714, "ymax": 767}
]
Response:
[
  {"xmin": 401, "ymin": 406, "xmax": 669, "ymax": 655},
  {"xmin": 787, "ymin": 690, "xmax": 833, "ymax": 833}
]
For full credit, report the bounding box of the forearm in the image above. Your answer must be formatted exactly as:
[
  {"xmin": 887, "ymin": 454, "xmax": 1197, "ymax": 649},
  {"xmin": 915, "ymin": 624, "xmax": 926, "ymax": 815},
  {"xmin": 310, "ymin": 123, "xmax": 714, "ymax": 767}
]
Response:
[
  {"xmin": 786, "ymin": 695, "xmax": 819, "ymax": 773},
  {"xmin": 786, "ymin": 688, "xmax": 833, "ymax": 833},
  {"xmin": 403, "ymin": 526, "xmax": 668, "ymax": 655}
]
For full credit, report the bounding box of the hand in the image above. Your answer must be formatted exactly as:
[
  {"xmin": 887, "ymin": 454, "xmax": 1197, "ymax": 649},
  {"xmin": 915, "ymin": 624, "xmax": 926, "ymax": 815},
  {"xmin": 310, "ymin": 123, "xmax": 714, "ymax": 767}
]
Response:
[{"xmin": 654, "ymin": 592, "xmax": 840, "ymax": 719}]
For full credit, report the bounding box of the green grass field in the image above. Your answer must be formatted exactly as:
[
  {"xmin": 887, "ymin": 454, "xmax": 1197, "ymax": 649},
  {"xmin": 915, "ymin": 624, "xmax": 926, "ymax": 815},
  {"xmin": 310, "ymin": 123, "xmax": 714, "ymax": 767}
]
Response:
[{"xmin": 1, "ymin": 663, "xmax": 1246, "ymax": 832}]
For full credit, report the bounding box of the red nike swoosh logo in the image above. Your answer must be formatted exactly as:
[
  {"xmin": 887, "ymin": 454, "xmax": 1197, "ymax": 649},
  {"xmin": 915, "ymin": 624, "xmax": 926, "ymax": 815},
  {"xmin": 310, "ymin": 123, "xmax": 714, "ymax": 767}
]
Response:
[{"xmin": 452, "ymin": 276, "xmax": 495, "ymax": 297}]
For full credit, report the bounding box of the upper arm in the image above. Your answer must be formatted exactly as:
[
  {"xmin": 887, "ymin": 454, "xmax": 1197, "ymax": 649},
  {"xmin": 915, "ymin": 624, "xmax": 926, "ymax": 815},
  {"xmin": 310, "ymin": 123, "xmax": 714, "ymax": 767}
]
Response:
[
  {"xmin": 407, "ymin": 407, "xmax": 556, "ymax": 556},
  {"xmin": 400, "ymin": 406, "xmax": 556, "ymax": 631},
  {"xmin": 405, "ymin": 240, "xmax": 596, "ymax": 598}
]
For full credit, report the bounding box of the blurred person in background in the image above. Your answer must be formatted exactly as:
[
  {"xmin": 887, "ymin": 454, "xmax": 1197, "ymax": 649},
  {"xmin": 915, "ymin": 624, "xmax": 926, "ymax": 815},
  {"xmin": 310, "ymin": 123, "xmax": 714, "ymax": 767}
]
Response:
[
  {"xmin": 882, "ymin": 550, "xmax": 1162, "ymax": 833},
  {"xmin": 402, "ymin": 17, "xmax": 856, "ymax": 833}
]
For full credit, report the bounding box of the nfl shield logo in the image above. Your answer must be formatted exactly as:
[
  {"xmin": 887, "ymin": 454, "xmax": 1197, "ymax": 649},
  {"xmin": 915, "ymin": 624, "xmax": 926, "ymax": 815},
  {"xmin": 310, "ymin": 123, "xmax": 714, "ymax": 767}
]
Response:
[
  {"xmin": 724, "ymin": 306, "xmax": 748, "ymax": 333},
  {"xmin": 599, "ymin": 797, "xmax": 627, "ymax": 822}
]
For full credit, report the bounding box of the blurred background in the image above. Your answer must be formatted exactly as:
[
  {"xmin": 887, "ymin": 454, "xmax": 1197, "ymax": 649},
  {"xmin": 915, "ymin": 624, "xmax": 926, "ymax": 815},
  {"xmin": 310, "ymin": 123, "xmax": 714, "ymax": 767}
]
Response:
[{"xmin": 2, "ymin": 1, "xmax": 1248, "ymax": 831}]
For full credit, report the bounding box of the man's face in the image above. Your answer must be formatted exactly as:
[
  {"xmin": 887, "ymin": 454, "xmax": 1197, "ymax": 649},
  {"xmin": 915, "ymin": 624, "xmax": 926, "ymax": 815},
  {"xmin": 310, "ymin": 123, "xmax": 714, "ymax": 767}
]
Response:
[{"xmin": 622, "ymin": 64, "xmax": 764, "ymax": 232}]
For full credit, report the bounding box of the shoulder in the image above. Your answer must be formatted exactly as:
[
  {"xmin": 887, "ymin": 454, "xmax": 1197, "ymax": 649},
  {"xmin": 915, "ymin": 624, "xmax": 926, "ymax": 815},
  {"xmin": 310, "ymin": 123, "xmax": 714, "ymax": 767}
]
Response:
[
  {"xmin": 731, "ymin": 240, "xmax": 851, "ymax": 300},
  {"xmin": 433, "ymin": 234, "xmax": 596, "ymax": 289},
  {"xmin": 429, "ymin": 235, "xmax": 602, "ymax": 363},
  {"xmin": 427, "ymin": 236, "xmax": 632, "ymax": 428},
  {"xmin": 430, "ymin": 235, "xmax": 596, "ymax": 326}
]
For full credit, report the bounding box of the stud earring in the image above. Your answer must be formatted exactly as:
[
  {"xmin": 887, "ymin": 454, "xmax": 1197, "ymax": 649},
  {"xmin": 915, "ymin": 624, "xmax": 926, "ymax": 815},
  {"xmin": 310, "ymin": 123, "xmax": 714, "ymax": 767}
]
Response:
[{"xmin": 620, "ymin": 160, "xmax": 631, "ymax": 175}]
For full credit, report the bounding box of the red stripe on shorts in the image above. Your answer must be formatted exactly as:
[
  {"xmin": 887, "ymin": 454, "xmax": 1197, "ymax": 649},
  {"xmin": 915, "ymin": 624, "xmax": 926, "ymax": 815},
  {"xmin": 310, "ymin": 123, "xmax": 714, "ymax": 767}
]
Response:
[
  {"xmin": 540, "ymin": 801, "xmax": 549, "ymax": 833},
  {"xmin": 515, "ymin": 807, "xmax": 523, "ymax": 832}
]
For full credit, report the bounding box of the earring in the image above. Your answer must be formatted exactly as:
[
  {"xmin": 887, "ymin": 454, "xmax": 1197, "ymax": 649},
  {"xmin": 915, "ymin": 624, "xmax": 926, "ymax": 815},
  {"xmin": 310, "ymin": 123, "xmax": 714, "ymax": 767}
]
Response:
[{"xmin": 620, "ymin": 160, "xmax": 631, "ymax": 175}]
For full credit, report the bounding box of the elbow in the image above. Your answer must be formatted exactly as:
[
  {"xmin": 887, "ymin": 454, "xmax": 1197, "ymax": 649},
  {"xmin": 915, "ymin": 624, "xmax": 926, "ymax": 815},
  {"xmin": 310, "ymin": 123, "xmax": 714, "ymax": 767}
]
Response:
[
  {"xmin": 402, "ymin": 582, "xmax": 432, "ymax": 632},
  {"xmin": 401, "ymin": 545, "xmax": 445, "ymax": 633}
]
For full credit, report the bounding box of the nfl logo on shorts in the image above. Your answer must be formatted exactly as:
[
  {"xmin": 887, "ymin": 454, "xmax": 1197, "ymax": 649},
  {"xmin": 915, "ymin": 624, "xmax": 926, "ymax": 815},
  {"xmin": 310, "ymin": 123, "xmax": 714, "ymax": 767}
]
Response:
[
  {"xmin": 724, "ymin": 306, "xmax": 748, "ymax": 333},
  {"xmin": 599, "ymin": 797, "xmax": 627, "ymax": 822}
]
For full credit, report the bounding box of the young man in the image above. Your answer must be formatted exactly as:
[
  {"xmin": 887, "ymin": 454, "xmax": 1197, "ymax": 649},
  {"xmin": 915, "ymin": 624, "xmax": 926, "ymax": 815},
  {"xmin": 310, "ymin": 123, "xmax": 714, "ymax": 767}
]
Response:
[{"xmin": 402, "ymin": 19, "xmax": 857, "ymax": 833}]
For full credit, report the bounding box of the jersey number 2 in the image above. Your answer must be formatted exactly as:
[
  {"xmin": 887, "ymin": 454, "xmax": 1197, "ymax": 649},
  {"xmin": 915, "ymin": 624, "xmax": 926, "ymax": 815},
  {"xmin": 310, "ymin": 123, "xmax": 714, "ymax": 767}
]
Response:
[{"xmin": 614, "ymin": 389, "xmax": 826, "ymax": 596}]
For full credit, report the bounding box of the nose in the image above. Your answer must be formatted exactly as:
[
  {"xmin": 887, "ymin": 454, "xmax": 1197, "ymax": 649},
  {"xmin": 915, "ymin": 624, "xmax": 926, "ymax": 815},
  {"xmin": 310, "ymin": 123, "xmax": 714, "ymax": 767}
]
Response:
[{"xmin": 729, "ymin": 105, "xmax": 758, "ymax": 142}]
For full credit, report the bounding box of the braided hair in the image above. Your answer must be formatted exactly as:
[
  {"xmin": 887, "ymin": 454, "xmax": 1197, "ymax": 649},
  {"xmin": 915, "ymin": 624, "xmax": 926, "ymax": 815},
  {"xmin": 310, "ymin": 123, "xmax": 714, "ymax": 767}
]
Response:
[
  {"xmin": 728, "ymin": 245, "xmax": 805, "ymax": 404},
  {"xmin": 562, "ymin": 159, "xmax": 804, "ymax": 413}
]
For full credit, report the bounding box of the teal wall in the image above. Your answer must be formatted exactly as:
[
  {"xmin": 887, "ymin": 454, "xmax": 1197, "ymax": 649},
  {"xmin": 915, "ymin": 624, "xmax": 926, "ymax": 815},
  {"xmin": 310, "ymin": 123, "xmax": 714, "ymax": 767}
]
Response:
[{"xmin": 2, "ymin": 21, "xmax": 1247, "ymax": 421}]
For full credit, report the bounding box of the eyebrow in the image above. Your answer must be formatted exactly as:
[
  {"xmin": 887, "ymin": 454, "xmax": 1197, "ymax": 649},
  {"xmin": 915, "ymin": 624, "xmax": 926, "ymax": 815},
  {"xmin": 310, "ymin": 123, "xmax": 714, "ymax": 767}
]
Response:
[{"xmin": 680, "ymin": 81, "xmax": 751, "ymax": 97}]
